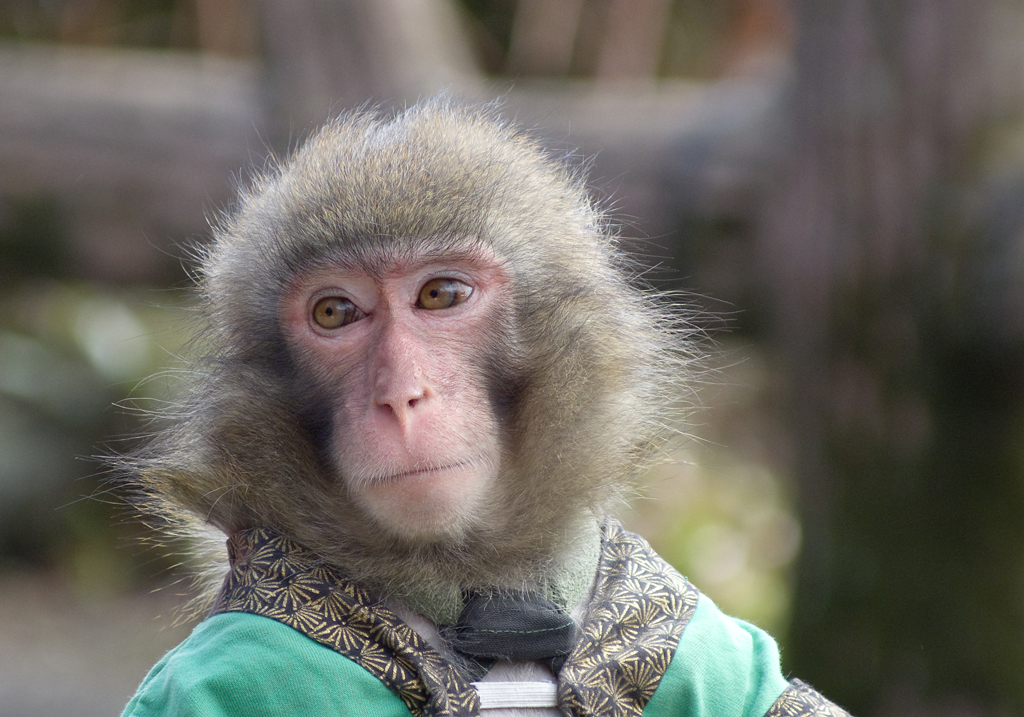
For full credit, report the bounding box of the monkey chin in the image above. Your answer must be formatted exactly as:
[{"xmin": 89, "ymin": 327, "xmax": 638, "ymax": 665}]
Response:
[{"xmin": 349, "ymin": 460, "xmax": 497, "ymax": 542}]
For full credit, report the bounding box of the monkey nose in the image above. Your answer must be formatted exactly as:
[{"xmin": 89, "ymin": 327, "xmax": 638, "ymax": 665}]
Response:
[
  {"xmin": 375, "ymin": 390, "xmax": 429, "ymax": 427},
  {"xmin": 373, "ymin": 369, "xmax": 430, "ymax": 421}
]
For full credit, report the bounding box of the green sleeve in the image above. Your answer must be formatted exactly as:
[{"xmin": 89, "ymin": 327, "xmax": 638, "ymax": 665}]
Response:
[
  {"xmin": 121, "ymin": 612, "xmax": 411, "ymax": 717},
  {"xmin": 644, "ymin": 594, "xmax": 790, "ymax": 717}
]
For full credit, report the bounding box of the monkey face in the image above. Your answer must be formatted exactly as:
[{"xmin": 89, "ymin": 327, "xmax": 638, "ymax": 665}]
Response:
[
  {"xmin": 281, "ymin": 245, "xmax": 510, "ymax": 541},
  {"xmin": 131, "ymin": 103, "xmax": 685, "ymax": 600}
]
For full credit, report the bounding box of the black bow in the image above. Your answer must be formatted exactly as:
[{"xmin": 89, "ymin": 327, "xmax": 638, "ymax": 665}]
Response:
[{"xmin": 443, "ymin": 591, "xmax": 575, "ymax": 679}]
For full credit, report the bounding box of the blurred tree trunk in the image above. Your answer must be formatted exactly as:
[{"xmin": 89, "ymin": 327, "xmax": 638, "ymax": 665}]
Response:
[
  {"xmin": 506, "ymin": 0, "xmax": 585, "ymax": 75},
  {"xmin": 259, "ymin": 0, "xmax": 479, "ymax": 132},
  {"xmin": 594, "ymin": 0, "xmax": 672, "ymax": 80},
  {"xmin": 757, "ymin": 0, "xmax": 1024, "ymax": 714}
]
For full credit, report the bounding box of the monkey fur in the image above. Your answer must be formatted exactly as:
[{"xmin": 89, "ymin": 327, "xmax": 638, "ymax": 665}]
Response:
[{"xmin": 119, "ymin": 99, "xmax": 695, "ymax": 623}]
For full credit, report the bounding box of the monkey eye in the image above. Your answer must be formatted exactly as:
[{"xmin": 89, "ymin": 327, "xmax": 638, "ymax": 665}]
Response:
[
  {"xmin": 312, "ymin": 296, "xmax": 363, "ymax": 329},
  {"xmin": 418, "ymin": 278, "xmax": 473, "ymax": 310}
]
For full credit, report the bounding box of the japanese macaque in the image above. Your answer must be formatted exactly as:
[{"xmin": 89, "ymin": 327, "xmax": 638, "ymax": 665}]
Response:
[
  {"xmin": 126, "ymin": 100, "xmax": 685, "ymax": 621},
  {"xmin": 119, "ymin": 99, "xmax": 848, "ymax": 717}
]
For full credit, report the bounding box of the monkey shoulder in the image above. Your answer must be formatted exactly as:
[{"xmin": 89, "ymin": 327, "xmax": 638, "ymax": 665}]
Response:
[
  {"xmin": 603, "ymin": 524, "xmax": 842, "ymax": 715},
  {"xmin": 650, "ymin": 587, "xmax": 850, "ymax": 717},
  {"xmin": 648, "ymin": 591, "xmax": 789, "ymax": 716},
  {"xmin": 120, "ymin": 611, "xmax": 409, "ymax": 717}
]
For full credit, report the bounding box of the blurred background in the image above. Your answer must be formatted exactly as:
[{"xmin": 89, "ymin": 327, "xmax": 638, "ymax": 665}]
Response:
[{"xmin": 1, "ymin": 0, "xmax": 1024, "ymax": 715}]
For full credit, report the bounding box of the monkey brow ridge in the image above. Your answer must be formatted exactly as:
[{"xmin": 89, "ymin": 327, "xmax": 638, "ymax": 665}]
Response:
[{"xmin": 300, "ymin": 237, "xmax": 496, "ymax": 279}]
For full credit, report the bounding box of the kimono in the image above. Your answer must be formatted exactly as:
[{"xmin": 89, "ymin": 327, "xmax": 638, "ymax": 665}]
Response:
[{"xmin": 122, "ymin": 521, "xmax": 849, "ymax": 717}]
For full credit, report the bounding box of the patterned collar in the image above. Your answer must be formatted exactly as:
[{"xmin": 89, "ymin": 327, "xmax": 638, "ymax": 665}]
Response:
[{"xmin": 212, "ymin": 519, "xmax": 699, "ymax": 716}]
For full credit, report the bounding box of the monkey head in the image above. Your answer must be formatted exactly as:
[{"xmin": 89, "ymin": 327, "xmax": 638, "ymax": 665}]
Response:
[{"xmin": 126, "ymin": 100, "xmax": 690, "ymax": 617}]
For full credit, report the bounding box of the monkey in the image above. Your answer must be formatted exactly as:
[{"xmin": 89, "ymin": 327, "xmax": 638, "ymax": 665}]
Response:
[{"xmin": 118, "ymin": 99, "xmax": 849, "ymax": 717}]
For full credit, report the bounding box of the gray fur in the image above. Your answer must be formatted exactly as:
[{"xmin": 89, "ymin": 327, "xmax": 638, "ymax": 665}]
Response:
[{"xmin": 117, "ymin": 99, "xmax": 695, "ymax": 620}]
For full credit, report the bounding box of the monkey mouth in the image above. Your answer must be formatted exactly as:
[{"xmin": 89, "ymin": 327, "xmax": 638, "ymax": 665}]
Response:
[{"xmin": 362, "ymin": 459, "xmax": 476, "ymax": 486}]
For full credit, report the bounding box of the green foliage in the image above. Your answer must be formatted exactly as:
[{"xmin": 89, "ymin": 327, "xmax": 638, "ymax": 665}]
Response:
[{"xmin": 0, "ymin": 277, "xmax": 188, "ymax": 587}]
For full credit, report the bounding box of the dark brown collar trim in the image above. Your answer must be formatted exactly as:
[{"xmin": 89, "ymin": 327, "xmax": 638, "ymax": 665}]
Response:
[
  {"xmin": 765, "ymin": 680, "xmax": 852, "ymax": 716},
  {"xmin": 557, "ymin": 519, "xmax": 700, "ymax": 715}
]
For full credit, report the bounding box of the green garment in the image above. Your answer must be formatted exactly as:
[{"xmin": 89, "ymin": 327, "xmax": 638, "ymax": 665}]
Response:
[
  {"xmin": 122, "ymin": 522, "xmax": 848, "ymax": 716},
  {"xmin": 122, "ymin": 611, "xmax": 410, "ymax": 717},
  {"xmin": 124, "ymin": 595, "xmax": 786, "ymax": 717}
]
